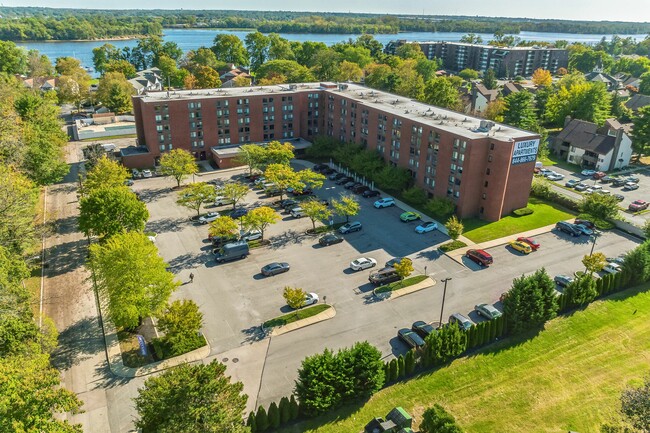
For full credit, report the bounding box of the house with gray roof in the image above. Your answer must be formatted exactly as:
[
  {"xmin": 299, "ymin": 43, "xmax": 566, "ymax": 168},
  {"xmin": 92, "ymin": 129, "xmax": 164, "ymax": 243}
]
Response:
[
  {"xmin": 128, "ymin": 67, "xmax": 163, "ymax": 95},
  {"xmin": 625, "ymin": 94, "xmax": 650, "ymax": 113}
]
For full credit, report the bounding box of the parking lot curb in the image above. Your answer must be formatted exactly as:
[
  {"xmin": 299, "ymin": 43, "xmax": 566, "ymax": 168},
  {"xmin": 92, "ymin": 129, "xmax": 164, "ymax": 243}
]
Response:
[
  {"xmin": 267, "ymin": 305, "xmax": 337, "ymax": 337},
  {"xmin": 376, "ymin": 276, "xmax": 436, "ymax": 300}
]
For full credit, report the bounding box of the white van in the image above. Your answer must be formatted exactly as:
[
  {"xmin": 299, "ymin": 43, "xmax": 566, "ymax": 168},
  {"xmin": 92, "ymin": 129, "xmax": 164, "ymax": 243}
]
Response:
[{"xmin": 290, "ymin": 207, "xmax": 306, "ymax": 218}]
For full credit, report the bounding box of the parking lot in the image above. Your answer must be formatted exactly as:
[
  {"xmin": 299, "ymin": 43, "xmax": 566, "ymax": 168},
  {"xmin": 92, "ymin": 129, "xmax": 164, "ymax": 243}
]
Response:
[{"xmin": 133, "ymin": 162, "xmax": 641, "ymax": 409}]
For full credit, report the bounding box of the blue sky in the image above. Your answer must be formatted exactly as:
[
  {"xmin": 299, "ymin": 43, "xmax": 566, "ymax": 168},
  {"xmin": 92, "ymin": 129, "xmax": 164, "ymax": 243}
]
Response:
[{"xmin": 4, "ymin": 0, "xmax": 650, "ymax": 22}]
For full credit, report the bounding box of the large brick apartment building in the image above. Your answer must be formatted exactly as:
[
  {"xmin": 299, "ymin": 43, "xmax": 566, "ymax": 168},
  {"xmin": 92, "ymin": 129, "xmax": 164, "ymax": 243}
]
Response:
[
  {"xmin": 385, "ymin": 40, "xmax": 568, "ymax": 77},
  {"xmin": 130, "ymin": 83, "xmax": 539, "ymax": 221}
]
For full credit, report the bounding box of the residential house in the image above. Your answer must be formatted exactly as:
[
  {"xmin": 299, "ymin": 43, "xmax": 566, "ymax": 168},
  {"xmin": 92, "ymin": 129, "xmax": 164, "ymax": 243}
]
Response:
[
  {"xmin": 553, "ymin": 117, "xmax": 633, "ymax": 171},
  {"xmin": 501, "ymin": 81, "xmax": 522, "ymax": 98},
  {"xmin": 471, "ymin": 82, "xmax": 499, "ymax": 113},
  {"xmin": 219, "ymin": 64, "xmax": 252, "ymax": 88},
  {"xmin": 22, "ymin": 76, "xmax": 58, "ymax": 91},
  {"xmin": 128, "ymin": 67, "xmax": 163, "ymax": 95},
  {"xmin": 625, "ymin": 94, "xmax": 650, "ymax": 113},
  {"xmin": 584, "ymin": 71, "xmax": 620, "ymax": 92}
]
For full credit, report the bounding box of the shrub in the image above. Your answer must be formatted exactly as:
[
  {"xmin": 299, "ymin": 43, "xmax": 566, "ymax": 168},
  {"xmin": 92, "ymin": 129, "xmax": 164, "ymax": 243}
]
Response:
[
  {"xmin": 401, "ymin": 186, "xmax": 428, "ymax": 206},
  {"xmin": 503, "ymin": 268, "xmax": 558, "ymax": 335},
  {"xmin": 397, "ymin": 355, "xmax": 405, "ymax": 378},
  {"xmin": 423, "ymin": 322, "xmax": 467, "ymax": 366},
  {"xmin": 389, "ymin": 358, "xmax": 398, "ymax": 382},
  {"xmin": 565, "ymin": 274, "xmax": 598, "ymax": 306},
  {"xmin": 439, "ymin": 240, "xmax": 467, "ymax": 252},
  {"xmin": 425, "ymin": 196, "xmax": 455, "ymax": 218},
  {"xmin": 247, "ymin": 412, "xmax": 257, "ymax": 432},
  {"xmin": 267, "ymin": 402, "xmax": 280, "ymax": 429},
  {"xmin": 255, "ymin": 406, "xmax": 269, "ymax": 432},
  {"xmin": 151, "ymin": 338, "xmax": 165, "ymax": 360},
  {"xmin": 278, "ymin": 397, "xmax": 290, "ymax": 424},
  {"xmin": 419, "ymin": 404, "xmax": 464, "ymax": 433},
  {"xmin": 289, "ymin": 395, "xmax": 299, "ymax": 420},
  {"xmin": 156, "ymin": 299, "xmax": 205, "ymax": 356},
  {"xmin": 405, "ymin": 349, "xmax": 416, "ymax": 375},
  {"xmin": 512, "ymin": 207, "xmax": 534, "ymax": 216}
]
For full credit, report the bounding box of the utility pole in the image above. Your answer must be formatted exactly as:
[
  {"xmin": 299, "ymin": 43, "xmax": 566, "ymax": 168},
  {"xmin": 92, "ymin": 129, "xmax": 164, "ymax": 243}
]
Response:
[{"xmin": 438, "ymin": 277, "xmax": 452, "ymax": 328}]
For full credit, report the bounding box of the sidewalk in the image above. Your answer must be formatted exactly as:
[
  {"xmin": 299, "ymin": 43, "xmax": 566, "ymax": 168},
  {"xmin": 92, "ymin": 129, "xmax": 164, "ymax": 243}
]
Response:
[{"xmin": 267, "ymin": 304, "xmax": 337, "ymax": 337}]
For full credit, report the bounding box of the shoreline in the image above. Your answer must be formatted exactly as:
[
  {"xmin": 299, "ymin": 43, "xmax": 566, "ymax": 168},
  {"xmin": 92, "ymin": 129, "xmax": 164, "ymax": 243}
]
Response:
[{"xmin": 14, "ymin": 35, "xmax": 149, "ymax": 43}]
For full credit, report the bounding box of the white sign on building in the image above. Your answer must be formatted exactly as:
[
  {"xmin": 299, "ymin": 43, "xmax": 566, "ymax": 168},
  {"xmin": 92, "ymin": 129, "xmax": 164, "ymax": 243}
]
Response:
[{"xmin": 511, "ymin": 138, "xmax": 540, "ymax": 165}]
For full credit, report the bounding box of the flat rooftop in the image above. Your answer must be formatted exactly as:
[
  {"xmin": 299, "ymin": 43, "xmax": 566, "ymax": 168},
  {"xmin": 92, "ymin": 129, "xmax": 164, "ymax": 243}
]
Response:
[
  {"xmin": 211, "ymin": 137, "xmax": 312, "ymax": 158},
  {"xmin": 400, "ymin": 40, "xmax": 566, "ymax": 51},
  {"xmin": 137, "ymin": 83, "xmax": 535, "ymax": 141}
]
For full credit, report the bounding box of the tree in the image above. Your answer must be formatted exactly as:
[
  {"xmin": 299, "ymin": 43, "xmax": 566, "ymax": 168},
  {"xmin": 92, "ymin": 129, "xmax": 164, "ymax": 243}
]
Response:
[
  {"xmin": 160, "ymin": 149, "xmax": 198, "ymax": 187},
  {"xmin": 78, "ymin": 186, "xmax": 149, "ymax": 240},
  {"xmin": 268, "ymin": 34, "xmax": 295, "ymax": 61},
  {"xmin": 156, "ymin": 300, "xmax": 204, "ymax": 356},
  {"xmin": 256, "ymin": 60, "xmax": 314, "ymax": 83},
  {"xmin": 27, "ymin": 49, "xmax": 54, "ymax": 79},
  {"xmin": 279, "ymin": 396, "xmax": 291, "ymax": 424},
  {"xmin": 193, "ymin": 65, "xmax": 222, "ymax": 89},
  {"xmin": 212, "ymin": 34, "xmax": 249, "ymax": 66},
  {"xmin": 404, "ymin": 349, "xmax": 415, "ymax": 375},
  {"xmin": 337, "ymin": 60, "xmax": 363, "ymax": 82},
  {"xmin": 134, "ymin": 360, "xmax": 249, "ymax": 433},
  {"xmin": 503, "ymin": 91, "xmax": 538, "ymax": 130},
  {"xmin": 177, "ymin": 182, "xmax": 216, "ymax": 217},
  {"xmin": 245, "ymin": 31, "xmax": 270, "ymax": 72},
  {"xmin": 104, "ymin": 59, "xmax": 137, "ymax": 78},
  {"xmin": 264, "ymin": 164, "xmax": 298, "ymax": 201},
  {"xmin": 395, "ymin": 43, "xmax": 425, "ymax": 60},
  {"xmin": 246, "ymin": 412, "xmax": 256, "ymax": 432},
  {"xmin": 90, "ymin": 231, "xmax": 178, "ymax": 329},
  {"xmin": 92, "ymin": 43, "xmax": 122, "ymax": 74},
  {"xmin": 482, "ymin": 68, "xmax": 497, "ymax": 90},
  {"xmin": 265, "ymin": 141, "xmax": 295, "ymax": 166},
  {"xmin": 620, "ymin": 375, "xmax": 650, "ymax": 432},
  {"xmin": 0, "ymin": 165, "xmax": 39, "ymax": 255},
  {"xmin": 565, "ymin": 273, "xmax": 598, "ymax": 306},
  {"xmin": 0, "ymin": 353, "xmax": 84, "ymax": 433},
  {"xmin": 96, "ymin": 71, "xmax": 134, "ymax": 114},
  {"xmin": 289, "ymin": 395, "xmax": 299, "ymax": 420},
  {"xmin": 81, "ymin": 155, "xmax": 129, "ymax": 195},
  {"xmin": 503, "ymin": 268, "xmax": 559, "ymax": 334},
  {"xmin": 397, "ymin": 355, "xmax": 405, "ymax": 378},
  {"xmin": 183, "ymin": 47, "xmax": 222, "ymax": 72},
  {"xmin": 423, "ymin": 322, "xmax": 467, "ymax": 366},
  {"xmin": 458, "ymin": 68, "xmax": 479, "ymax": 81},
  {"xmin": 631, "ymin": 105, "xmax": 650, "ymax": 160},
  {"xmin": 57, "ymin": 73, "xmax": 90, "ymax": 112},
  {"xmin": 329, "ymin": 194, "xmax": 358, "ymax": 223},
  {"xmin": 0, "ymin": 40, "xmax": 28, "ymax": 74},
  {"xmin": 208, "ymin": 216, "xmax": 239, "ymax": 240},
  {"xmin": 267, "ymin": 402, "xmax": 280, "ymax": 429},
  {"xmin": 301, "ymin": 199, "xmax": 332, "ymax": 231},
  {"xmin": 640, "ymin": 72, "xmax": 650, "ymax": 95},
  {"xmin": 283, "ymin": 286, "xmax": 307, "ymax": 309},
  {"xmin": 221, "ymin": 182, "xmax": 250, "ymax": 210},
  {"xmin": 544, "ymin": 79, "xmax": 612, "ymax": 127},
  {"xmin": 445, "ymin": 215, "xmax": 464, "ymax": 241},
  {"xmin": 236, "ymin": 144, "xmax": 267, "ymax": 175},
  {"xmin": 393, "ymin": 259, "xmax": 414, "ymax": 283},
  {"xmin": 485, "ymin": 99, "xmax": 506, "ymax": 122},
  {"xmin": 460, "ymin": 33, "xmax": 483, "ymax": 44},
  {"xmin": 531, "ymin": 68, "xmax": 553, "ymax": 87},
  {"xmin": 580, "ymin": 193, "xmax": 619, "ymax": 222},
  {"xmin": 583, "ymin": 252, "xmax": 607, "ymax": 274},
  {"xmin": 233, "ymin": 75, "xmax": 252, "ymax": 87},
  {"xmin": 296, "ymin": 169, "xmax": 325, "ymax": 192},
  {"xmin": 241, "ymin": 206, "xmax": 279, "ymax": 240},
  {"xmin": 424, "ymin": 77, "xmax": 461, "ymax": 110},
  {"xmin": 419, "ymin": 404, "xmax": 464, "ymax": 433}
]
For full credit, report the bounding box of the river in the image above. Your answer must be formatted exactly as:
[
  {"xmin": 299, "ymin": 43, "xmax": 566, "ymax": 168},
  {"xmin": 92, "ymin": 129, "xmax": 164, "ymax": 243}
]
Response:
[{"xmin": 13, "ymin": 28, "xmax": 650, "ymax": 72}]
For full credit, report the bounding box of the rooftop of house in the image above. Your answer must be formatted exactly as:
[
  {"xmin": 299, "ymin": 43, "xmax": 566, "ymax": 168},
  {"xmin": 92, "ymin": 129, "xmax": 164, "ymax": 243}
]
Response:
[
  {"xmin": 474, "ymin": 82, "xmax": 499, "ymax": 101},
  {"xmin": 556, "ymin": 118, "xmax": 617, "ymax": 155},
  {"xmin": 605, "ymin": 118, "xmax": 634, "ymax": 135},
  {"xmin": 625, "ymin": 93, "xmax": 650, "ymax": 111},
  {"xmin": 136, "ymin": 82, "xmax": 535, "ymax": 140}
]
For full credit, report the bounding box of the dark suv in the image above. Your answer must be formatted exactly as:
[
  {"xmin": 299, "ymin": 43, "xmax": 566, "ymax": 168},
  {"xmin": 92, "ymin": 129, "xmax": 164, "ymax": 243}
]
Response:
[
  {"xmin": 556, "ymin": 221, "xmax": 581, "ymax": 237},
  {"xmin": 465, "ymin": 249, "xmax": 493, "ymax": 267},
  {"xmin": 368, "ymin": 268, "xmax": 401, "ymax": 286}
]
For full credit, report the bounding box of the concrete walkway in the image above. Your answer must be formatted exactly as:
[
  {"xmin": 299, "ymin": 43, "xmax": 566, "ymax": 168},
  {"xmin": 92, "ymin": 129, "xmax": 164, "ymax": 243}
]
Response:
[{"xmin": 267, "ymin": 304, "xmax": 337, "ymax": 337}]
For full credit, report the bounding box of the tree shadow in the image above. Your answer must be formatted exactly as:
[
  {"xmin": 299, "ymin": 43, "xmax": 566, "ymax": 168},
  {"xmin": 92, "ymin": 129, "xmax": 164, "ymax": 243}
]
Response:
[
  {"xmin": 166, "ymin": 252, "xmax": 212, "ymax": 273},
  {"xmin": 268, "ymin": 230, "xmax": 308, "ymax": 250},
  {"xmin": 137, "ymin": 187, "xmax": 174, "ymax": 203},
  {"xmin": 362, "ymin": 292, "xmax": 383, "ymax": 305},
  {"xmin": 43, "ymin": 238, "xmax": 87, "ymax": 276},
  {"xmin": 241, "ymin": 325, "xmax": 268, "ymax": 344},
  {"xmin": 145, "ymin": 217, "xmax": 189, "ymax": 234},
  {"xmin": 354, "ymin": 283, "xmax": 376, "ymax": 295},
  {"xmin": 279, "ymin": 305, "xmax": 295, "ymax": 314},
  {"xmin": 92, "ymin": 362, "xmax": 133, "ymax": 389},
  {"xmin": 52, "ymin": 214, "xmax": 80, "ymax": 236},
  {"xmin": 415, "ymin": 249, "xmax": 444, "ymax": 261},
  {"xmin": 51, "ymin": 316, "xmax": 105, "ymax": 371}
]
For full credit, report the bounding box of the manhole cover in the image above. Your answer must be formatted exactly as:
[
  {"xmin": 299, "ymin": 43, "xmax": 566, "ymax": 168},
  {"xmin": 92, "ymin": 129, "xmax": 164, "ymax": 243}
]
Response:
[
  {"xmin": 222, "ymin": 357, "xmax": 229, "ymax": 362},
  {"xmin": 232, "ymin": 358, "xmax": 239, "ymax": 363}
]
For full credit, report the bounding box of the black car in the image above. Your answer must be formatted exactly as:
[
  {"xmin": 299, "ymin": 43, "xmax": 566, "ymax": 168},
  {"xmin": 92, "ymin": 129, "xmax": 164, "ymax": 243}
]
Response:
[
  {"xmin": 369, "ymin": 268, "xmax": 400, "ymax": 285},
  {"xmin": 312, "ymin": 163, "xmax": 328, "ymax": 172},
  {"xmin": 411, "ymin": 321, "xmax": 435, "ymax": 338},
  {"xmin": 211, "ymin": 234, "xmax": 239, "ymax": 247},
  {"xmin": 343, "ymin": 181, "xmax": 357, "ymax": 189},
  {"xmin": 318, "ymin": 233, "xmax": 344, "ymax": 246},
  {"xmin": 574, "ymin": 219, "xmax": 595, "ymax": 229},
  {"xmin": 398, "ymin": 328, "xmax": 426, "ymax": 349},
  {"xmin": 385, "ymin": 257, "xmax": 413, "ymax": 268},
  {"xmin": 321, "ymin": 167, "xmax": 336, "ymax": 175},
  {"xmin": 556, "ymin": 221, "xmax": 581, "ymax": 237},
  {"xmin": 612, "ymin": 178, "xmax": 627, "ymax": 187},
  {"xmin": 230, "ymin": 208, "xmax": 249, "ymax": 219},
  {"xmin": 292, "ymin": 188, "xmax": 313, "ymax": 196},
  {"xmin": 554, "ymin": 274, "xmax": 575, "ymax": 287},
  {"xmin": 280, "ymin": 198, "xmax": 299, "ymax": 208},
  {"xmin": 261, "ymin": 262, "xmax": 290, "ymax": 276},
  {"xmin": 335, "ymin": 176, "xmax": 353, "ymax": 185},
  {"xmin": 352, "ymin": 184, "xmax": 369, "ymax": 194},
  {"xmin": 329, "ymin": 172, "xmax": 344, "ymax": 181},
  {"xmin": 265, "ymin": 188, "xmax": 282, "ymax": 197},
  {"xmin": 614, "ymin": 194, "xmax": 625, "ymax": 201},
  {"xmin": 362, "ymin": 189, "xmax": 381, "ymax": 198}
]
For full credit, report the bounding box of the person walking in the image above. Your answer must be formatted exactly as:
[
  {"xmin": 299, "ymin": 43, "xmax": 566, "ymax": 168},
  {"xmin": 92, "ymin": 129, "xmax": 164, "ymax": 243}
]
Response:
[{"xmin": 189, "ymin": 273, "xmax": 194, "ymax": 283}]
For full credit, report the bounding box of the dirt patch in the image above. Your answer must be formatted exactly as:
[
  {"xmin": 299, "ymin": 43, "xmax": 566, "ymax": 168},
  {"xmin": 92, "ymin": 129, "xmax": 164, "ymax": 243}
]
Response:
[{"xmin": 117, "ymin": 330, "xmax": 156, "ymax": 368}]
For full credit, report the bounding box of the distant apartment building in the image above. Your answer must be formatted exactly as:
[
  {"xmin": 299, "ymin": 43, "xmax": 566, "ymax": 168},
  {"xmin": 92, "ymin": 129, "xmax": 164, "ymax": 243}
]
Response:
[
  {"xmin": 130, "ymin": 83, "xmax": 539, "ymax": 221},
  {"xmin": 385, "ymin": 40, "xmax": 569, "ymax": 77}
]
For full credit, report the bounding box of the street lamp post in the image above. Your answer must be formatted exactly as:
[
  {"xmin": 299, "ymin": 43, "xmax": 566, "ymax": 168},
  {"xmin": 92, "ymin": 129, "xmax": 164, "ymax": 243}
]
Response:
[
  {"xmin": 589, "ymin": 231, "xmax": 600, "ymax": 257},
  {"xmin": 438, "ymin": 277, "xmax": 452, "ymax": 329}
]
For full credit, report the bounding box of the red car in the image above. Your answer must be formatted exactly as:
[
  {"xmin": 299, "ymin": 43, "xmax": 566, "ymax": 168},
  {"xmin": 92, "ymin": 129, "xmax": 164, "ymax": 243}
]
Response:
[
  {"xmin": 629, "ymin": 200, "xmax": 649, "ymax": 212},
  {"xmin": 516, "ymin": 237, "xmax": 540, "ymax": 251},
  {"xmin": 592, "ymin": 171, "xmax": 607, "ymax": 180}
]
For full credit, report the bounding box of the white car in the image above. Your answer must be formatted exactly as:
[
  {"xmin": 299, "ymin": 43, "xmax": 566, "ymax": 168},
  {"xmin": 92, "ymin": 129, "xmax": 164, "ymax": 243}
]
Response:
[
  {"xmin": 547, "ymin": 173, "xmax": 565, "ymax": 181},
  {"xmin": 374, "ymin": 197, "xmax": 396, "ymax": 208},
  {"xmin": 581, "ymin": 169, "xmax": 596, "ymax": 177},
  {"xmin": 214, "ymin": 196, "xmax": 234, "ymax": 206},
  {"xmin": 141, "ymin": 169, "xmax": 153, "ymax": 178},
  {"xmin": 349, "ymin": 257, "xmax": 377, "ymax": 271},
  {"xmin": 415, "ymin": 221, "xmax": 438, "ymax": 233},
  {"xmin": 303, "ymin": 292, "xmax": 319, "ymax": 307},
  {"xmin": 198, "ymin": 212, "xmax": 219, "ymax": 224},
  {"xmin": 240, "ymin": 229, "xmax": 262, "ymax": 241},
  {"xmin": 603, "ymin": 263, "xmax": 622, "ymax": 274}
]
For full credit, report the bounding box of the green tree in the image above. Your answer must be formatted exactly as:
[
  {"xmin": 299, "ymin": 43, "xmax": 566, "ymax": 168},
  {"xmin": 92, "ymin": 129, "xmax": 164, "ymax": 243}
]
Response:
[
  {"xmin": 184, "ymin": 48, "xmax": 222, "ymax": 72},
  {"xmin": 445, "ymin": 215, "xmax": 464, "ymax": 241},
  {"xmin": 301, "ymin": 199, "xmax": 332, "ymax": 231},
  {"xmin": 337, "ymin": 60, "xmax": 363, "ymax": 82},
  {"xmin": 395, "ymin": 43, "xmax": 425, "ymax": 60},
  {"xmin": 397, "ymin": 354, "xmax": 405, "ymax": 378},
  {"xmin": 221, "ymin": 182, "xmax": 250, "ymax": 210},
  {"xmin": 278, "ymin": 396, "xmax": 291, "ymax": 424},
  {"xmin": 256, "ymin": 60, "xmax": 314, "ymax": 83},
  {"xmin": 247, "ymin": 412, "xmax": 257, "ymax": 432},
  {"xmin": 241, "ymin": 206, "xmax": 279, "ymax": 240},
  {"xmin": 264, "ymin": 163, "xmax": 298, "ymax": 201},
  {"xmin": 404, "ymin": 349, "xmax": 416, "ymax": 375},
  {"xmin": 267, "ymin": 402, "xmax": 280, "ymax": 429},
  {"xmin": 389, "ymin": 358, "xmax": 398, "ymax": 382},
  {"xmin": 78, "ymin": 186, "xmax": 149, "ymax": 240},
  {"xmin": 424, "ymin": 77, "xmax": 461, "ymax": 110},
  {"xmin": 104, "ymin": 59, "xmax": 137, "ymax": 78},
  {"xmin": 236, "ymin": 144, "xmax": 267, "ymax": 175},
  {"xmin": 331, "ymin": 194, "xmax": 360, "ymax": 223},
  {"xmin": 255, "ymin": 406, "xmax": 269, "ymax": 432},
  {"xmin": 631, "ymin": 105, "xmax": 650, "ymax": 161},
  {"xmin": 565, "ymin": 273, "xmax": 598, "ymax": 306},
  {"xmin": 0, "ymin": 165, "xmax": 39, "ymax": 254},
  {"xmin": 583, "ymin": 252, "xmax": 607, "ymax": 274},
  {"xmin": 156, "ymin": 299, "xmax": 204, "ymax": 356},
  {"xmin": 503, "ymin": 91, "xmax": 538, "ymax": 130},
  {"xmin": 283, "ymin": 286, "xmax": 306, "ymax": 309},
  {"xmin": 208, "ymin": 216, "xmax": 239, "ymax": 240},
  {"xmin": 268, "ymin": 34, "xmax": 295, "ymax": 61},
  {"xmin": 289, "ymin": 395, "xmax": 299, "ymax": 420},
  {"xmin": 0, "ymin": 353, "xmax": 84, "ymax": 433},
  {"xmin": 419, "ymin": 404, "xmax": 464, "ymax": 433},
  {"xmin": 393, "ymin": 259, "xmax": 414, "ymax": 283},
  {"xmin": 134, "ymin": 360, "xmax": 249, "ymax": 433},
  {"xmin": 193, "ymin": 65, "xmax": 222, "ymax": 89},
  {"xmin": 458, "ymin": 68, "xmax": 480, "ymax": 81},
  {"xmin": 92, "ymin": 43, "xmax": 122, "ymax": 74},
  {"xmin": 265, "ymin": 141, "xmax": 295, "ymax": 166},
  {"xmin": 623, "ymin": 242, "xmax": 650, "ymax": 285},
  {"xmin": 177, "ymin": 182, "xmax": 216, "ymax": 217},
  {"xmin": 503, "ymin": 268, "xmax": 559, "ymax": 334},
  {"xmin": 0, "ymin": 40, "xmax": 28, "ymax": 74},
  {"xmin": 580, "ymin": 193, "xmax": 619, "ymax": 221},
  {"xmin": 27, "ymin": 49, "xmax": 54, "ymax": 79},
  {"xmin": 545, "ymin": 80, "xmax": 612, "ymax": 127},
  {"xmin": 212, "ymin": 34, "xmax": 249, "ymax": 66},
  {"xmin": 160, "ymin": 149, "xmax": 198, "ymax": 187},
  {"xmin": 569, "ymin": 47, "xmax": 613, "ymax": 73},
  {"xmin": 81, "ymin": 155, "xmax": 129, "ymax": 196},
  {"xmin": 157, "ymin": 55, "xmax": 180, "ymax": 87},
  {"xmin": 620, "ymin": 375, "xmax": 650, "ymax": 432},
  {"xmin": 90, "ymin": 231, "xmax": 178, "ymax": 329},
  {"xmin": 482, "ymin": 68, "xmax": 497, "ymax": 90},
  {"xmin": 245, "ymin": 31, "xmax": 270, "ymax": 72},
  {"xmin": 424, "ymin": 322, "xmax": 467, "ymax": 366},
  {"xmin": 296, "ymin": 169, "xmax": 325, "ymax": 192},
  {"xmin": 640, "ymin": 72, "xmax": 650, "ymax": 95},
  {"xmin": 96, "ymin": 71, "xmax": 134, "ymax": 114}
]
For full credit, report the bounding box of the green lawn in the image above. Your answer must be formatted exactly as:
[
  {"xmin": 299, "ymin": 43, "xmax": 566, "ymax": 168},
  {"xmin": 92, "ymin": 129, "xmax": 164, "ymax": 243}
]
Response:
[
  {"xmin": 539, "ymin": 153, "xmax": 581, "ymax": 173},
  {"xmin": 374, "ymin": 275, "xmax": 428, "ymax": 294},
  {"xmin": 462, "ymin": 198, "xmax": 574, "ymax": 243},
  {"xmin": 263, "ymin": 304, "xmax": 331, "ymax": 328},
  {"xmin": 279, "ymin": 286, "xmax": 650, "ymax": 433}
]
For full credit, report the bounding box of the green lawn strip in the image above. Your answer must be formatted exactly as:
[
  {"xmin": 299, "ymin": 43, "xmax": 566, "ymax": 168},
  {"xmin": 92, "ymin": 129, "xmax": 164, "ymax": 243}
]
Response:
[
  {"xmin": 462, "ymin": 198, "xmax": 575, "ymax": 243},
  {"xmin": 439, "ymin": 240, "xmax": 467, "ymax": 252},
  {"xmin": 263, "ymin": 304, "xmax": 331, "ymax": 328},
  {"xmin": 80, "ymin": 134, "xmax": 137, "ymax": 141},
  {"xmin": 279, "ymin": 286, "xmax": 650, "ymax": 433},
  {"xmin": 374, "ymin": 275, "xmax": 428, "ymax": 294},
  {"xmin": 539, "ymin": 153, "xmax": 581, "ymax": 173}
]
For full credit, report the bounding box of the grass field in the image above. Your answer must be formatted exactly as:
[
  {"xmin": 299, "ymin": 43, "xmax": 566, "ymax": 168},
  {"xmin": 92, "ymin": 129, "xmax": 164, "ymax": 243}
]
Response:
[
  {"xmin": 263, "ymin": 304, "xmax": 331, "ymax": 328},
  {"xmin": 374, "ymin": 275, "xmax": 428, "ymax": 294},
  {"xmin": 279, "ymin": 286, "xmax": 650, "ymax": 433},
  {"xmin": 462, "ymin": 198, "xmax": 574, "ymax": 243}
]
